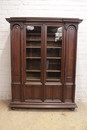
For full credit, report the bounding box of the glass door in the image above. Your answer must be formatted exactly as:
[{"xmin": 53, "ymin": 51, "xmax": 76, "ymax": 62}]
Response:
[
  {"xmin": 26, "ymin": 25, "xmax": 42, "ymax": 82},
  {"xmin": 46, "ymin": 26, "xmax": 62, "ymax": 82},
  {"xmin": 24, "ymin": 24, "xmax": 63, "ymax": 102},
  {"xmin": 43, "ymin": 25, "xmax": 63, "ymax": 102}
]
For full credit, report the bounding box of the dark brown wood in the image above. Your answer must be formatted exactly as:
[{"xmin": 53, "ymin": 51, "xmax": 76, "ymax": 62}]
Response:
[
  {"xmin": 11, "ymin": 24, "xmax": 21, "ymax": 101},
  {"xmin": 6, "ymin": 17, "xmax": 82, "ymax": 23},
  {"xmin": 9, "ymin": 101, "xmax": 77, "ymax": 109},
  {"xmin": 6, "ymin": 17, "xmax": 82, "ymax": 109}
]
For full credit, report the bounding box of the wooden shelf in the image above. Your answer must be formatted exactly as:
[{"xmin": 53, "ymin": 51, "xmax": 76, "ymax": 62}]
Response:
[
  {"xmin": 26, "ymin": 39, "xmax": 41, "ymax": 42},
  {"xmin": 27, "ymin": 33, "xmax": 41, "ymax": 36},
  {"xmin": 47, "ymin": 33, "xmax": 55, "ymax": 36},
  {"xmin": 46, "ymin": 78, "xmax": 60, "ymax": 81},
  {"xmin": 47, "ymin": 57, "xmax": 61, "ymax": 59},
  {"xmin": 46, "ymin": 70, "xmax": 61, "ymax": 72},
  {"xmin": 26, "ymin": 57, "xmax": 41, "ymax": 59},
  {"xmin": 26, "ymin": 46, "xmax": 61, "ymax": 49},
  {"xmin": 47, "ymin": 39, "xmax": 62, "ymax": 42},
  {"xmin": 26, "ymin": 77, "xmax": 41, "ymax": 81},
  {"xmin": 47, "ymin": 46, "xmax": 62, "ymax": 49},
  {"xmin": 26, "ymin": 70, "xmax": 41, "ymax": 72},
  {"xmin": 26, "ymin": 46, "xmax": 41, "ymax": 48}
]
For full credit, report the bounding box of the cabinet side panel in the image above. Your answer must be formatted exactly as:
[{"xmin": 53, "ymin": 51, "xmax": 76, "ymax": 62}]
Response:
[
  {"xmin": 65, "ymin": 26, "xmax": 76, "ymax": 83},
  {"xmin": 11, "ymin": 25, "xmax": 21, "ymax": 75},
  {"xmin": 65, "ymin": 25, "xmax": 77, "ymax": 102},
  {"xmin": 12, "ymin": 84, "xmax": 21, "ymax": 100},
  {"xmin": 65, "ymin": 85, "xmax": 73, "ymax": 102},
  {"xmin": 11, "ymin": 24, "xmax": 21, "ymax": 101}
]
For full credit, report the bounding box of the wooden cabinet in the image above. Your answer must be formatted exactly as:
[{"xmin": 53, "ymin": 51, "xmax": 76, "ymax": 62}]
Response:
[{"xmin": 6, "ymin": 17, "xmax": 82, "ymax": 109}]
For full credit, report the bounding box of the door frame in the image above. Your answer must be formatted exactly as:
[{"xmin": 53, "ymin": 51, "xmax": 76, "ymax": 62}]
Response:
[
  {"xmin": 22, "ymin": 23, "xmax": 44, "ymax": 101},
  {"xmin": 21, "ymin": 22, "xmax": 65, "ymax": 102},
  {"xmin": 43, "ymin": 23, "xmax": 65, "ymax": 102}
]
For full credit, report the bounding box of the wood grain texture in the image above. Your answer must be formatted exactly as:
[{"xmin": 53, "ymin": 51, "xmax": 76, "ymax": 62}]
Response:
[
  {"xmin": 11, "ymin": 24, "xmax": 21, "ymax": 101},
  {"xmin": 64, "ymin": 24, "xmax": 77, "ymax": 103},
  {"xmin": 65, "ymin": 25, "xmax": 76, "ymax": 82},
  {"xmin": 6, "ymin": 17, "xmax": 82, "ymax": 23}
]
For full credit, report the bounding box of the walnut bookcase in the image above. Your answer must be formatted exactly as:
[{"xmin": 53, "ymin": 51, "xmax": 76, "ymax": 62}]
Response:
[{"xmin": 6, "ymin": 17, "xmax": 82, "ymax": 109}]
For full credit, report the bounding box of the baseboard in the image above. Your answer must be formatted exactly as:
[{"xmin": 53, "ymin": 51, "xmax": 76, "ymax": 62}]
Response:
[{"xmin": 10, "ymin": 101, "xmax": 77, "ymax": 109}]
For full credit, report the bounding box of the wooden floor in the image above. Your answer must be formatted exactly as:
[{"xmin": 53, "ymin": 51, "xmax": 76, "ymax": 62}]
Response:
[{"xmin": 0, "ymin": 100, "xmax": 87, "ymax": 130}]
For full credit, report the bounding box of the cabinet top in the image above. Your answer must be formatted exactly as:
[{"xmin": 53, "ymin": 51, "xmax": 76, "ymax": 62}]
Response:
[{"xmin": 6, "ymin": 17, "xmax": 82, "ymax": 23}]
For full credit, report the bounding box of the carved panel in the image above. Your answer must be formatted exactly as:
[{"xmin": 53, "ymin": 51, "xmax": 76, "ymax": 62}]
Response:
[
  {"xmin": 65, "ymin": 23, "xmax": 78, "ymax": 30},
  {"xmin": 11, "ymin": 25, "xmax": 21, "ymax": 78},
  {"xmin": 25, "ymin": 86, "xmax": 42, "ymax": 100},
  {"xmin": 45, "ymin": 85, "xmax": 62, "ymax": 101},
  {"xmin": 11, "ymin": 22, "xmax": 24, "ymax": 30},
  {"xmin": 65, "ymin": 25, "xmax": 76, "ymax": 82},
  {"xmin": 11, "ymin": 24, "xmax": 21, "ymax": 101}
]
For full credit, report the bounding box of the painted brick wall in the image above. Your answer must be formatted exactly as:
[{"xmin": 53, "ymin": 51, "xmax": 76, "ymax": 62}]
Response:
[{"xmin": 0, "ymin": 0, "xmax": 87, "ymax": 102}]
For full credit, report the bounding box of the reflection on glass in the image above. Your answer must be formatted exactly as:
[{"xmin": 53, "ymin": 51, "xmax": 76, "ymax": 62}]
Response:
[
  {"xmin": 26, "ymin": 26, "xmax": 41, "ymax": 82},
  {"xmin": 55, "ymin": 27, "xmax": 62, "ymax": 41},
  {"xmin": 46, "ymin": 26, "xmax": 62, "ymax": 82}
]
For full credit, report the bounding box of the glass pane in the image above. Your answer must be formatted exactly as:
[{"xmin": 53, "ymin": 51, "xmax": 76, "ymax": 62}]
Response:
[
  {"xmin": 26, "ymin": 48, "xmax": 41, "ymax": 57},
  {"xmin": 46, "ymin": 59, "xmax": 61, "ymax": 70},
  {"xmin": 26, "ymin": 26, "xmax": 41, "ymax": 82},
  {"xmin": 46, "ymin": 26, "xmax": 62, "ymax": 82}
]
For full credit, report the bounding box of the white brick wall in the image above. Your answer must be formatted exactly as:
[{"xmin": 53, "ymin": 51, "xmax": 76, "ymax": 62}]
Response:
[{"xmin": 0, "ymin": 0, "xmax": 87, "ymax": 102}]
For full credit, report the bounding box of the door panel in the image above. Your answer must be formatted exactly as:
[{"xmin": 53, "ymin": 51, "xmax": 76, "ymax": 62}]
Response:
[
  {"xmin": 23, "ymin": 24, "xmax": 64, "ymax": 102},
  {"xmin": 23, "ymin": 24, "xmax": 44, "ymax": 101},
  {"xmin": 26, "ymin": 26, "xmax": 42, "ymax": 82},
  {"xmin": 25, "ymin": 85, "xmax": 42, "ymax": 101},
  {"xmin": 44, "ymin": 85, "xmax": 62, "ymax": 102},
  {"xmin": 44, "ymin": 25, "xmax": 64, "ymax": 102},
  {"xmin": 44, "ymin": 26, "xmax": 63, "ymax": 83}
]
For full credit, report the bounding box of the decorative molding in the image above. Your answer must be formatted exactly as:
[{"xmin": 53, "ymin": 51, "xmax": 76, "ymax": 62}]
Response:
[
  {"xmin": 6, "ymin": 17, "xmax": 83, "ymax": 23},
  {"xmin": 10, "ymin": 22, "xmax": 24, "ymax": 30},
  {"xmin": 64, "ymin": 23, "xmax": 78, "ymax": 30}
]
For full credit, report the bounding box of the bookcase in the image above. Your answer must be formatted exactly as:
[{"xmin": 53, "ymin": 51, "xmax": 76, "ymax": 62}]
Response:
[{"xmin": 6, "ymin": 17, "xmax": 82, "ymax": 109}]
